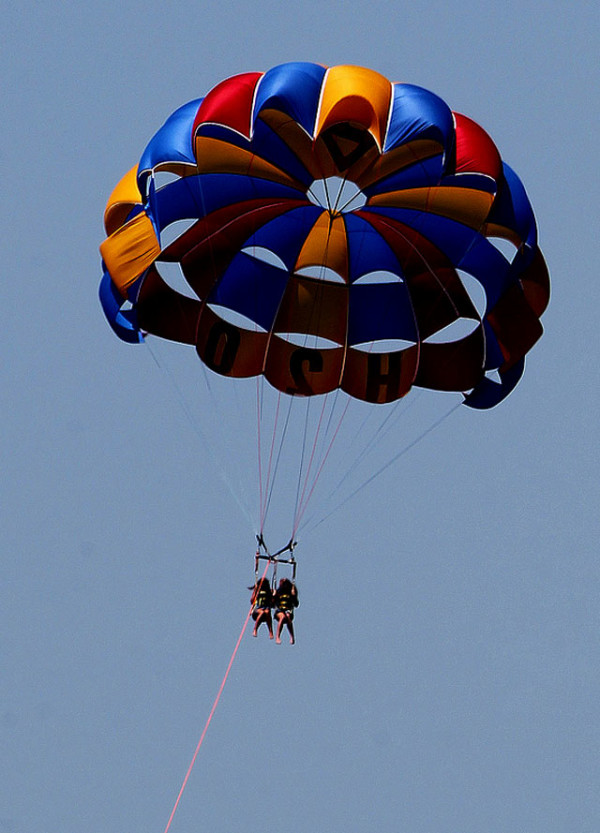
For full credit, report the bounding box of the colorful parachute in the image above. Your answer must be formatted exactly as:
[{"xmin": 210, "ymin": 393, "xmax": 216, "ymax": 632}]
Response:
[{"xmin": 100, "ymin": 62, "xmax": 549, "ymax": 411}]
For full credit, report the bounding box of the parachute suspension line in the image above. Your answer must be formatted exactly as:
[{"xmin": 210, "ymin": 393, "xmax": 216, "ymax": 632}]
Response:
[
  {"xmin": 292, "ymin": 393, "xmax": 330, "ymax": 529},
  {"xmin": 322, "ymin": 386, "xmax": 342, "ymax": 435},
  {"xmin": 261, "ymin": 393, "xmax": 295, "ymax": 531},
  {"xmin": 287, "ymin": 206, "xmax": 343, "ymax": 532},
  {"xmin": 162, "ymin": 557, "xmax": 271, "ymax": 833},
  {"xmin": 319, "ymin": 387, "xmax": 347, "ymax": 454},
  {"xmin": 258, "ymin": 385, "xmax": 283, "ymax": 533},
  {"xmin": 292, "ymin": 393, "xmax": 351, "ymax": 538},
  {"xmin": 293, "ymin": 216, "xmax": 479, "ymax": 533},
  {"xmin": 323, "ymin": 394, "xmax": 396, "ymax": 495},
  {"xmin": 293, "ymin": 394, "xmax": 329, "ymax": 526},
  {"xmin": 196, "ymin": 358, "xmax": 255, "ymax": 525},
  {"xmin": 144, "ymin": 340, "xmax": 255, "ymax": 533},
  {"xmin": 292, "ymin": 393, "xmax": 315, "ymax": 532},
  {"xmin": 323, "ymin": 177, "xmax": 334, "ymax": 214},
  {"xmin": 270, "ymin": 182, "xmax": 349, "ymax": 536},
  {"xmin": 332, "ymin": 175, "xmax": 347, "ymax": 214},
  {"xmin": 262, "ymin": 391, "xmax": 282, "ymax": 527},
  {"xmin": 301, "ymin": 400, "xmax": 462, "ymax": 534},
  {"xmin": 300, "ymin": 388, "xmax": 350, "ymax": 513},
  {"xmin": 161, "ymin": 162, "xmax": 256, "ymax": 530},
  {"xmin": 336, "ymin": 172, "xmax": 360, "ymax": 215},
  {"xmin": 256, "ymin": 376, "xmax": 265, "ymax": 531},
  {"xmin": 327, "ymin": 391, "xmax": 423, "ymax": 505},
  {"xmin": 281, "ymin": 216, "xmax": 477, "ymax": 531}
]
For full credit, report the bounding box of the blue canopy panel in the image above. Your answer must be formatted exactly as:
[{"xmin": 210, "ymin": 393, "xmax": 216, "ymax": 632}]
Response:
[
  {"xmin": 137, "ymin": 98, "xmax": 204, "ymax": 197},
  {"xmin": 148, "ymin": 173, "xmax": 307, "ymax": 234},
  {"xmin": 253, "ymin": 61, "xmax": 327, "ymax": 137},
  {"xmin": 464, "ymin": 356, "xmax": 525, "ymax": 409},
  {"xmin": 347, "ymin": 281, "xmax": 417, "ymax": 346},
  {"xmin": 99, "ymin": 270, "xmax": 143, "ymax": 343},
  {"xmin": 360, "ymin": 205, "xmax": 521, "ymax": 318},
  {"xmin": 488, "ymin": 162, "xmax": 539, "ymax": 254},
  {"xmin": 147, "ymin": 176, "xmax": 203, "ymax": 237},
  {"xmin": 208, "ymin": 252, "xmax": 289, "ymax": 332},
  {"xmin": 195, "ymin": 119, "xmax": 315, "ymax": 188},
  {"xmin": 384, "ymin": 83, "xmax": 454, "ymax": 152},
  {"xmin": 363, "ymin": 153, "xmax": 445, "ymax": 197},
  {"xmin": 250, "ymin": 118, "xmax": 316, "ymax": 187},
  {"xmin": 343, "ymin": 213, "xmax": 404, "ymax": 283},
  {"xmin": 457, "ymin": 234, "xmax": 515, "ymax": 311},
  {"xmin": 360, "ymin": 205, "xmax": 482, "ymax": 269},
  {"xmin": 488, "ymin": 162, "xmax": 542, "ymax": 280},
  {"xmin": 240, "ymin": 205, "xmax": 323, "ymax": 270}
]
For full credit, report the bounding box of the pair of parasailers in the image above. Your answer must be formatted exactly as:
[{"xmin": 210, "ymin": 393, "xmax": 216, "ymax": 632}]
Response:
[{"xmin": 250, "ymin": 577, "xmax": 299, "ymax": 644}]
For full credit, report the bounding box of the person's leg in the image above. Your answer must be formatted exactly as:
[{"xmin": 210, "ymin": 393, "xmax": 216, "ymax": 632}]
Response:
[
  {"xmin": 275, "ymin": 612, "xmax": 284, "ymax": 643},
  {"xmin": 253, "ymin": 609, "xmax": 267, "ymax": 636}
]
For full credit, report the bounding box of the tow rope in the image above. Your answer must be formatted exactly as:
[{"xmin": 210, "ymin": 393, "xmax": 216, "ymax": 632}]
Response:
[{"xmin": 162, "ymin": 560, "xmax": 270, "ymax": 833}]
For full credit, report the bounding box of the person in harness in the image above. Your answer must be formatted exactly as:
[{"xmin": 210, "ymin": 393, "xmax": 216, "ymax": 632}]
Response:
[
  {"xmin": 250, "ymin": 577, "xmax": 274, "ymax": 639},
  {"xmin": 273, "ymin": 578, "xmax": 299, "ymax": 645}
]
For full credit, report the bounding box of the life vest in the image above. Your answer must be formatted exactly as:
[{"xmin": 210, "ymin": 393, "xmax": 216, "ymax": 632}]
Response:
[
  {"xmin": 255, "ymin": 587, "xmax": 271, "ymax": 609},
  {"xmin": 276, "ymin": 590, "xmax": 296, "ymax": 612}
]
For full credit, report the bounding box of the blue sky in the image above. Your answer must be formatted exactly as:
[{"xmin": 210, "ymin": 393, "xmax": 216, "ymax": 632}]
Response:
[{"xmin": 3, "ymin": 2, "xmax": 599, "ymax": 831}]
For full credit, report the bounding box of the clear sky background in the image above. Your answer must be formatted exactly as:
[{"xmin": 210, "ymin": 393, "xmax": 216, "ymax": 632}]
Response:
[{"xmin": 3, "ymin": 2, "xmax": 599, "ymax": 832}]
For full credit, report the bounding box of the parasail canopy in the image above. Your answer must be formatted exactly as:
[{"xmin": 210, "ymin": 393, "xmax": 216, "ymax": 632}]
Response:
[{"xmin": 100, "ymin": 62, "xmax": 549, "ymax": 412}]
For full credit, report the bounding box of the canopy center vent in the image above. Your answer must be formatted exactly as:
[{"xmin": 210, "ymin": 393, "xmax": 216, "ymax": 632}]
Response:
[{"xmin": 307, "ymin": 176, "xmax": 366, "ymax": 215}]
